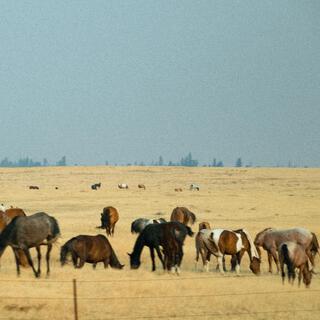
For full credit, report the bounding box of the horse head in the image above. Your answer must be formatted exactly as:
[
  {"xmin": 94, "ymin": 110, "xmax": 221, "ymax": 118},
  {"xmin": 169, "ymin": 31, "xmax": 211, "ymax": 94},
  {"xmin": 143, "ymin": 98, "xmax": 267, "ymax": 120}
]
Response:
[{"xmin": 127, "ymin": 252, "xmax": 141, "ymax": 269}]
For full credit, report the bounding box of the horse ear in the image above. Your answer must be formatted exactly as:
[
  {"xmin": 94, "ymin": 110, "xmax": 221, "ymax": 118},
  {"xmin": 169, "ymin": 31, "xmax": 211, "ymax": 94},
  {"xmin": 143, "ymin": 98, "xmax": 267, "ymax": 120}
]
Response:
[{"xmin": 127, "ymin": 252, "xmax": 131, "ymax": 257}]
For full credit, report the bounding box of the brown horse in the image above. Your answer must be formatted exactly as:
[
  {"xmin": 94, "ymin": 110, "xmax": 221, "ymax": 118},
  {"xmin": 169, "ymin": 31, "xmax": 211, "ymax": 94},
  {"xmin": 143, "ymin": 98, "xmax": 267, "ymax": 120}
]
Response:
[
  {"xmin": 0, "ymin": 208, "xmax": 29, "ymax": 267},
  {"xmin": 138, "ymin": 184, "xmax": 146, "ymax": 190},
  {"xmin": 254, "ymin": 227, "xmax": 319, "ymax": 273},
  {"xmin": 195, "ymin": 228, "xmax": 261, "ymax": 275},
  {"xmin": 100, "ymin": 206, "xmax": 119, "ymax": 236},
  {"xmin": 60, "ymin": 234, "xmax": 124, "ymax": 269},
  {"xmin": 278, "ymin": 242, "xmax": 312, "ymax": 288},
  {"xmin": 170, "ymin": 207, "xmax": 196, "ymax": 226}
]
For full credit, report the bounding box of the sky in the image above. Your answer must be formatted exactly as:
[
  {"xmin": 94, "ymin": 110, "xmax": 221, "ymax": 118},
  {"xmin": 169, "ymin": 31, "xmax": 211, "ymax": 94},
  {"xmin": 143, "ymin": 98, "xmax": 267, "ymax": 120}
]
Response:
[{"xmin": 0, "ymin": 1, "xmax": 319, "ymax": 167}]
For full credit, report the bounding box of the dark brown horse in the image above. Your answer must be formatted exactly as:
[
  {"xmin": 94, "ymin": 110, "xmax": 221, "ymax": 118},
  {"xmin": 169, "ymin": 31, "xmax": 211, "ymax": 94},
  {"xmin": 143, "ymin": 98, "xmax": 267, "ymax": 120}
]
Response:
[
  {"xmin": 170, "ymin": 207, "xmax": 196, "ymax": 226},
  {"xmin": 195, "ymin": 228, "xmax": 261, "ymax": 275},
  {"xmin": 254, "ymin": 227, "xmax": 319, "ymax": 273},
  {"xmin": 60, "ymin": 234, "xmax": 124, "ymax": 269},
  {"xmin": 0, "ymin": 212, "xmax": 60, "ymax": 277},
  {"xmin": 0, "ymin": 208, "xmax": 29, "ymax": 268},
  {"xmin": 279, "ymin": 242, "xmax": 312, "ymax": 287},
  {"xmin": 100, "ymin": 206, "xmax": 119, "ymax": 236},
  {"xmin": 138, "ymin": 184, "xmax": 146, "ymax": 189}
]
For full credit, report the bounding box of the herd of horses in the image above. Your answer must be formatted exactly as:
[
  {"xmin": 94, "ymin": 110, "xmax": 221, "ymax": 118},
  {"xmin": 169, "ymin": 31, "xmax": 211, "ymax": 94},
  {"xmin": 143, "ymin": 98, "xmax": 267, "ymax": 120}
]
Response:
[{"xmin": 0, "ymin": 205, "xmax": 319, "ymax": 287}]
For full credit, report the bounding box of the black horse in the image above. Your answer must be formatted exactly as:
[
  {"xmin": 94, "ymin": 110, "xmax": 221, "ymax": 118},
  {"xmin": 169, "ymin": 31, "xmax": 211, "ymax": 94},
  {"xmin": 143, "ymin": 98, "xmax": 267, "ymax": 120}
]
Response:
[
  {"xmin": 128, "ymin": 222, "xmax": 193, "ymax": 273},
  {"xmin": 0, "ymin": 212, "xmax": 60, "ymax": 277}
]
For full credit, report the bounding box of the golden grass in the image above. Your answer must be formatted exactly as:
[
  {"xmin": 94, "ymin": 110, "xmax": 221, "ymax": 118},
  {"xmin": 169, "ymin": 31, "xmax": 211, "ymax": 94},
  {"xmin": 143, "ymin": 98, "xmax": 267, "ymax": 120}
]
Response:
[{"xmin": 0, "ymin": 166, "xmax": 319, "ymax": 319}]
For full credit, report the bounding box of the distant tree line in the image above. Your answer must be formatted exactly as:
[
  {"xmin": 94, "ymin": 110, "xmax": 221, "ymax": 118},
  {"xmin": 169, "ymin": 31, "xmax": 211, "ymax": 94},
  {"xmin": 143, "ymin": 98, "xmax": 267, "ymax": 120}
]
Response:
[{"xmin": 0, "ymin": 156, "xmax": 67, "ymax": 167}]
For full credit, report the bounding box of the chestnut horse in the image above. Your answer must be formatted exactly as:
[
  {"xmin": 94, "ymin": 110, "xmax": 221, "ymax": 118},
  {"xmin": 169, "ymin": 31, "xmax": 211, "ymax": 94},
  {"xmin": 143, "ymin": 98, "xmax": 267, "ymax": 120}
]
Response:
[
  {"xmin": 195, "ymin": 228, "xmax": 261, "ymax": 275},
  {"xmin": 254, "ymin": 227, "xmax": 319, "ymax": 273},
  {"xmin": 279, "ymin": 242, "xmax": 312, "ymax": 288},
  {"xmin": 0, "ymin": 208, "xmax": 29, "ymax": 267},
  {"xmin": 60, "ymin": 234, "xmax": 124, "ymax": 269},
  {"xmin": 99, "ymin": 206, "xmax": 119, "ymax": 236},
  {"xmin": 170, "ymin": 207, "xmax": 196, "ymax": 226}
]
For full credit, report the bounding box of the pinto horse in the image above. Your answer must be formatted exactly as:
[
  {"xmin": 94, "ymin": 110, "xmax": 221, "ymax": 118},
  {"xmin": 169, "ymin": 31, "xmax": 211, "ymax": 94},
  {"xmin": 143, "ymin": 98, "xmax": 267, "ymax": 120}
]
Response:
[
  {"xmin": 60, "ymin": 234, "xmax": 124, "ymax": 269},
  {"xmin": 279, "ymin": 242, "xmax": 312, "ymax": 288},
  {"xmin": 170, "ymin": 207, "xmax": 196, "ymax": 226},
  {"xmin": 0, "ymin": 212, "xmax": 60, "ymax": 277},
  {"xmin": 99, "ymin": 206, "xmax": 119, "ymax": 236},
  {"xmin": 128, "ymin": 222, "xmax": 193, "ymax": 273},
  {"xmin": 254, "ymin": 227, "xmax": 319, "ymax": 273},
  {"xmin": 195, "ymin": 228, "xmax": 261, "ymax": 275}
]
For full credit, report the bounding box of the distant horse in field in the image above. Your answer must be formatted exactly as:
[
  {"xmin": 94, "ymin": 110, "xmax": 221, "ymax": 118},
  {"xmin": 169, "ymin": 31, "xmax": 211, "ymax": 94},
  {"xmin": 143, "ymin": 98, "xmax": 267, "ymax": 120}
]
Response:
[
  {"xmin": 170, "ymin": 207, "xmax": 196, "ymax": 226},
  {"xmin": 118, "ymin": 183, "xmax": 128, "ymax": 189},
  {"xmin": 91, "ymin": 183, "xmax": 101, "ymax": 190},
  {"xmin": 131, "ymin": 218, "xmax": 167, "ymax": 234},
  {"xmin": 0, "ymin": 212, "xmax": 60, "ymax": 277},
  {"xmin": 99, "ymin": 206, "xmax": 119, "ymax": 236},
  {"xmin": 254, "ymin": 227, "xmax": 319, "ymax": 273},
  {"xmin": 128, "ymin": 222, "xmax": 193, "ymax": 273},
  {"xmin": 195, "ymin": 228, "xmax": 261, "ymax": 275},
  {"xmin": 29, "ymin": 186, "xmax": 39, "ymax": 190},
  {"xmin": 0, "ymin": 208, "xmax": 29, "ymax": 268},
  {"xmin": 60, "ymin": 234, "xmax": 124, "ymax": 269},
  {"xmin": 278, "ymin": 242, "xmax": 312, "ymax": 288},
  {"xmin": 174, "ymin": 188, "xmax": 182, "ymax": 192},
  {"xmin": 189, "ymin": 184, "xmax": 200, "ymax": 191},
  {"xmin": 138, "ymin": 184, "xmax": 146, "ymax": 190}
]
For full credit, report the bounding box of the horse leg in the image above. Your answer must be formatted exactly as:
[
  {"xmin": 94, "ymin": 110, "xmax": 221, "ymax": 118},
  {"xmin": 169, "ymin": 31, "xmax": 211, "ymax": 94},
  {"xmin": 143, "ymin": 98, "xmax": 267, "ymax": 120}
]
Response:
[
  {"xmin": 35, "ymin": 246, "xmax": 41, "ymax": 276},
  {"xmin": 217, "ymin": 256, "xmax": 225, "ymax": 274},
  {"xmin": 222, "ymin": 255, "xmax": 227, "ymax": 272},
  {"xmin": 93, "ymin": 263, "xmax": 97, "ymax": 269},
  {"xmin": 13, "ymin": 249, "xmax": 21, "ymax": 276},
  {"xmin": 46, "ymin": 244, "xmax": 52, "ymax": 276},
  {"xmin": 103, "ymin": 257, "xmax": 110, "ymax": 268},
  {"xmin": 149, "ymin": 247, "xmax": 156, "ymax": 271},
  {"xmin": 235, "ymin": 252, "xmax": 241, "ymax": 275},
  {"xmin": 270, "ymin": 248, "xmax": 280, "ymax": 273},
  {"xmin": 267, "ymin": 251, "xmax": 273, "ymax": 273},
  {"xmin": 72, "ymin": 253, "xmax": 77, "ymax": 268},
  {"xmin": 155, "ymin": 246, "xmax": 165, "ymax": 270},
  {"xmin": 23, "ymin": 248, "xmax": 39, "ymax": 278},
  {"xmin": 279, "ymin": 254, "xmax": 285, "ymax": 284}
]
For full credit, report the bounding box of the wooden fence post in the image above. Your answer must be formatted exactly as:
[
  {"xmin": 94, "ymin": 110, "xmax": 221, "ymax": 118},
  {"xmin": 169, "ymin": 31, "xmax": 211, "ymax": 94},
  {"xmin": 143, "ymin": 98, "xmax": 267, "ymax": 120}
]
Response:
[{"xmin": 73, "ymin": 279, "xmax": 79, "ymax": 320}]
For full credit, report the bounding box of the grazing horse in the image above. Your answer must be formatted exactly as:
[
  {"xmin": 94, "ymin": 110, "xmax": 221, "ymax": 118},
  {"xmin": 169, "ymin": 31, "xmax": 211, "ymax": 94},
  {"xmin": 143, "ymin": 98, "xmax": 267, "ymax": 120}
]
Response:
[
  {"xmin": 189, "ymin": 184, "xmax": 200, "ymax": 191},
  {"xmin": 60, "ymin": 235, "xmax": 124, "ymax": 269},
  {"xmin": 138, "ymin": 184, "xmax": 146, "ymax": 190},
  {"xmin": 118, "ymin": 183, "xmax": 128, "ymax": 189},
  {"xmin": 128, "ymin": 222, "xmax": 193, "ymax": 273},
  {"xmin": 278, "ymin": 242, "xmax": 312, "ymax": 288},
  {"xmin": 100, "ymin": 206, "xmax": 119, "ymax": 236},
  {"xmin": 131, "ymin": 218, "xmax": 167, "ymax": 234},
  {"xmin": 91, "ymin": 183, "xmax": 101, "ymax": 190},
  {"xmin": 0, "ymin": 208, "xmax": 28, "ymax": 268},
  {"xmin": 254, "ymin": 227, "xmax": 319, "ymax": 273},
  {"xmin": 170, "ymin": 207, "xmax": 196, "ymax": 226},
  {"xmin": 0, "ymin": 212, "xmax": 60, "ymax": 277},
  {"xmin": 29, "ymin": 186, "xmax": 39, "ymax": 190},
  {"xmin": 195, "ymin": 228, "xmax": 261, "ymax": 275},
  {"xmin": 174, "ymin": 188, "xmax": 183, "ymax": 192}
]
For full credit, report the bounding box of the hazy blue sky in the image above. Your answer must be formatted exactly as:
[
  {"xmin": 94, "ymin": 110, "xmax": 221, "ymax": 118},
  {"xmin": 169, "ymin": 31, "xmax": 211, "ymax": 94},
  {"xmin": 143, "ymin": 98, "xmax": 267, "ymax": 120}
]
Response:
[{"xmin": 0, "ymin": 1, "xmax": 319, "ymax": 166}]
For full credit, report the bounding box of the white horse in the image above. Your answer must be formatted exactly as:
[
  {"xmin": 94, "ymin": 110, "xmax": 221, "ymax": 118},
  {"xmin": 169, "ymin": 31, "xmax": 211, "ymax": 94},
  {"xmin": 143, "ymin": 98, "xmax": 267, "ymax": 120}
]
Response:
[{"xmin": 118, "ymin": 183, "xmax": 129, "ymax": 189}]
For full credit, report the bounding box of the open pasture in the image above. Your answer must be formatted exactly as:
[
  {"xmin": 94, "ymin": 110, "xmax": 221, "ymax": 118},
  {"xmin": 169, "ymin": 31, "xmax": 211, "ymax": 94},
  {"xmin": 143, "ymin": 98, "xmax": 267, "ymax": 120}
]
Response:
[{"xmin": 0, "ymin": 166, "xmax": 319, "ymax": 319}]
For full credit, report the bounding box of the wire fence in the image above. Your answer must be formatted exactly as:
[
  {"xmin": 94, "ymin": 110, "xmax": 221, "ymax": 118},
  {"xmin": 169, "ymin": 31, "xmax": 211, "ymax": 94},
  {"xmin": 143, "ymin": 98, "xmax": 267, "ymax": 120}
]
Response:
[{"xmin": 0, "ymin": 277, "xmax": 319, "ymax": 320}]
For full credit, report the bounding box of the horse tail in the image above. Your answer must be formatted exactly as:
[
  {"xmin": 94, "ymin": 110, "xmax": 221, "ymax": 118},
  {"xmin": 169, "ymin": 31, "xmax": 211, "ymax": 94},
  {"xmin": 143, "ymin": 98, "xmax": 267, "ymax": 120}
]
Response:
[
  {"xmin": 60, "ymin": 242, "xmax": 70, "ymax": 266},
  {"xmin": 110, "ymin": 247, "xmax": 124, "ymax": 269},
  {"xmin": 188, "ymin": 211, "xmax": 196, "ymax": 225},
  {"xmin": 50, "ymin": 216, "xmax": 61, "ymax": 242},
  {"xmin": 241, "ymin": 229, "xmax": 260, "ymax": 260},
  {"xmin": 311, "ymin": 232, "xmax": 320, "ymax": 256},
  {"xmin": 281, "ymin": 243, "xmax": 295, "ymax": 282}
]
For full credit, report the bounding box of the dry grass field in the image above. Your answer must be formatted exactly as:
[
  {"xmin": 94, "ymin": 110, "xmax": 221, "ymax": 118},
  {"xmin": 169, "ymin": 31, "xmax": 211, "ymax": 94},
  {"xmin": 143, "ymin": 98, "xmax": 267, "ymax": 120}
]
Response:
[{"xmin": 0, "ymin": 166, "xmax": 319, "ymax": 320}]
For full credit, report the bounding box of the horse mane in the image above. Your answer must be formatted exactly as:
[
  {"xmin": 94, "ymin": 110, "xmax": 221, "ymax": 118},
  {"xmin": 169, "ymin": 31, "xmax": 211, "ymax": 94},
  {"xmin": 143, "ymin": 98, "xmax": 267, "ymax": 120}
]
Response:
[
  {"xmin": 240, "ymin": 229, "xmax": 260, "ymax": 260},
  {"xmin": 109, "ymin": 247, "xmax": 124, "ymax": 269},
  {"xmin": 187, "ymin": 210, "xmax": 196, "ymax": 225},
  {"xmin": 311, "ymin": 232, "xmax": 320, "ymax": 256}
]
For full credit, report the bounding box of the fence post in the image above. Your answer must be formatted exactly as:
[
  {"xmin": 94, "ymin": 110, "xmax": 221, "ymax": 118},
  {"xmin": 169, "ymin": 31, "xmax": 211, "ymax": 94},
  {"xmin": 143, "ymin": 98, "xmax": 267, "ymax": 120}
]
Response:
[{"xmin": 73, "ymin": 279, "xmax": 79, "ymax": 320}]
